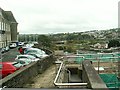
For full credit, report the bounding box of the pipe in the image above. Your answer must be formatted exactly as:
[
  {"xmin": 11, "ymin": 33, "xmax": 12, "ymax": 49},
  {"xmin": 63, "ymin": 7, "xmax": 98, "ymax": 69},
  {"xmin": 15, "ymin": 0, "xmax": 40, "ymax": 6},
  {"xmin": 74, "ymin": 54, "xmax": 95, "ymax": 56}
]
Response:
[
  {"xmin": 54, "ymin": 61, "xmax": 87, "ymax": 86},
  {"xmin": 55, "ymin": 83, "xmax": 87, "ymax": 86}
]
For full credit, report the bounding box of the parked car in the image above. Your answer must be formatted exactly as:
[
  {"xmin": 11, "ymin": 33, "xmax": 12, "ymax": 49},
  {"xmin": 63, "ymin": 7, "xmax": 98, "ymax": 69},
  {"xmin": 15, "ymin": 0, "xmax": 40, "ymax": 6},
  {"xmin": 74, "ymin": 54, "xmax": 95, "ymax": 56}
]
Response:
[
  {"xmin": 21, "ymin": 46, "xmax": 31, "ymax": 54},
  {"xmin": 1, "ymin": 48, "xmax": 6, "ymax": 53},
  {"xmin": 27, "ymin": 52, "xmax": 48, "ymax": 58},
  {"xmin": 1, "ymin": 46, "xmax": 10, "ymax": 53},
  {"xmin": 5, "ymin": 46, "xmax": 10, "ymax": 52},
  {"xmin": 25, "ymin": 48, "xmax": 48, "ymax": 58},
  {"xmin": 9, "ymin": 43, "xmax": 17, "ymax": 48},
  {"xmin": 15, "ymin": 58, "xmax": 32, "ymax": 66},
  {"xmin": 0, "ymin": 62, "xmax": 23, "ymax": 78},
  {"xmin": 15, "ymin": 55, "xmax": 39, "ymax": 62},
  {"xmin": 25, "ymin": 43, "xmax": 34, "ymax": 47},
  {"xmin": 18, "ymin": 42, "xmax": 24, "ymax": 46}
]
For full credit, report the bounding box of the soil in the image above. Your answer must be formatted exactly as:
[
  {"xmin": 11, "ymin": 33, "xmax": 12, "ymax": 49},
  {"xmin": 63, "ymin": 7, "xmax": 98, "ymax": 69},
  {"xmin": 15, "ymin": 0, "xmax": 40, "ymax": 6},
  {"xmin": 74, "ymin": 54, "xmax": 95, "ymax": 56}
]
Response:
[
  {"xmin": 23, "ymin": 60, "xmax": 118, "ymax": 88},
  {"xmin": 24, "ymin": 64, "xmax": 57, "ymax": 88}
]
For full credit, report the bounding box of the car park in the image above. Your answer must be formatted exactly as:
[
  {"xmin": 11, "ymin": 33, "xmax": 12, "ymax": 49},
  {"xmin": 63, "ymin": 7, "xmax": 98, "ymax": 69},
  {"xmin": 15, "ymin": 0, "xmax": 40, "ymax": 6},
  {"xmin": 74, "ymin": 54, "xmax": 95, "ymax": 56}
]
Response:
[
  {"xmin": 15, "ymin": 55, "xmax": 39, "ymax": 62},
  {"xmin": 0, "ymin": 62, "xmax": 23, "ymax": 78}
]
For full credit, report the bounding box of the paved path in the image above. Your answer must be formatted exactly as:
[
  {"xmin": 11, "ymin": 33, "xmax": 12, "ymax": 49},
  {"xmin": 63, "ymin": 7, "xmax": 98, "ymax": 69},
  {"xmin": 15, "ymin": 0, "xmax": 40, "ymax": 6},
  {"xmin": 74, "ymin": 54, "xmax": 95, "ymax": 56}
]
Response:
[{"xmin": 1, "ymin": 47, "xmax": 20, "ymax": 62}]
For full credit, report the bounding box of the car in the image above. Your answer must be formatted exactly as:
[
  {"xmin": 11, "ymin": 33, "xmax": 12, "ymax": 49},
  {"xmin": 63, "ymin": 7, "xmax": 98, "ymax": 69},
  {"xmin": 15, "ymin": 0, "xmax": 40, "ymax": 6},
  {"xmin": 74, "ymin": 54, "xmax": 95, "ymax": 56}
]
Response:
[
  {"xmin": 15, "ymin": 55, "xmax": 39, "ymax": 62},
  {"xmin": 25, "ymin": 43, "xmax": 34, "ymax": 47},
  {"xmin": 18, "ymin": 42, "xmax": 24, "ymax": 46},
  {"xmin": 0, "ymin": 62, "xmax": 23, "ymax": 78},
  {"xmin": 5, "ymin": 46, "xmax": 10, "ymax": 52},
  {"xmin": 25, "ymin": 48, "xmax": 48, "ymax": 58},
  {"xmin": 1, "ymin": 48, "xmax": 6, "ymax": 53},
  {"xmin": 26, "ymin": 50, "xmax": 48, "ymax": 58},
  {"xmin": 0, "ymin": 46, "xmax": 10, "ymax": 53},
  {"xmin": 24, "ymin": 48, "xmax": 41, "ymax": 53},
  {"xmin": 9, "ymin": 43, "xmax": 17, "ymax": 48},
  {"xmin": 15, "ymin": 58, "xmax": 32, "ymax": 66},
  {"xmin": 20, "ymin": 46, "xmax": 31, "ymax": 54}
]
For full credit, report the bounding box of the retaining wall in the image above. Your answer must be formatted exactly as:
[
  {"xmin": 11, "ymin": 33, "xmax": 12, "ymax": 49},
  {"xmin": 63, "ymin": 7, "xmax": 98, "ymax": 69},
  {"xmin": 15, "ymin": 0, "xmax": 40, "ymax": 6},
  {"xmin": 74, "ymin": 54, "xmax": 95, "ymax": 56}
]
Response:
[
  {"xmin": 0, "ymin": 54, "xmax": 55, "ymax": 88},
  {"xmin": 82, "ymin": 60, "xmax": 108, "ymax": 90}
]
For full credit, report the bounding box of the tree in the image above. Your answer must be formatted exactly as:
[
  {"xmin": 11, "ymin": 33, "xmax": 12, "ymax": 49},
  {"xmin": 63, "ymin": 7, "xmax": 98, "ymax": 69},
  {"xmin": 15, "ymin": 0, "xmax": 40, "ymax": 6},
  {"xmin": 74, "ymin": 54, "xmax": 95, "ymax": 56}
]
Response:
[
  {"xmin": 108, "ymin": 39, "xmax": 120, "ymax": 48},
  {"xmin": 38, "ymin": 35, "xmax": 52, "ymax": 48}
]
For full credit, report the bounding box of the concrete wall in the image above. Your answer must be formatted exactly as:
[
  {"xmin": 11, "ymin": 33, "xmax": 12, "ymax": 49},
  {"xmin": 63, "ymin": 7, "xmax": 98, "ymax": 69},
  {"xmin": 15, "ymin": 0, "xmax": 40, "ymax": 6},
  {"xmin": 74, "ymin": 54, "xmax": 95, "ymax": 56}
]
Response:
[
  {"xmin": 0, "ymin": 54, "xmax": 56, "ymax": 88},
  {"xmin": 82, "ymin": 60, "xmax": 108, "ymax": 90}
]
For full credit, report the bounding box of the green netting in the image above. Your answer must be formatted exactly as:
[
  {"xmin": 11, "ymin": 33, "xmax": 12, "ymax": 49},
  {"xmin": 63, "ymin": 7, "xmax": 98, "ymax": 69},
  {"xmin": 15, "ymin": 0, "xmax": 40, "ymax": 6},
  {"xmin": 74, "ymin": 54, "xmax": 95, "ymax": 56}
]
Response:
[
  {"xmin": 75, "ymin": 53, "xmax": 120, "ymax": 63},
  {"xmin": 99, "ymin": 74, "xmax": 120, "ymax": 88},
  {"xmin": 75, "ymin": 57, "xmax": 84, "ymax": 63}
]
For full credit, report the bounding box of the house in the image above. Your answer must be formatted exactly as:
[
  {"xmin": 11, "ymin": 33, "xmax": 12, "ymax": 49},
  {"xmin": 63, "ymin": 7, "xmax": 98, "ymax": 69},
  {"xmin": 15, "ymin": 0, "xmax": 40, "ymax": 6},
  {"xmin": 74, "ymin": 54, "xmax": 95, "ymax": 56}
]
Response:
[
  {"xmin": 94, "ymin": 43, "xmax": 108, "ymax": 49},
  {"xmin": 0, "ymin": 7, "xmax": 18, "ymax": 48}
]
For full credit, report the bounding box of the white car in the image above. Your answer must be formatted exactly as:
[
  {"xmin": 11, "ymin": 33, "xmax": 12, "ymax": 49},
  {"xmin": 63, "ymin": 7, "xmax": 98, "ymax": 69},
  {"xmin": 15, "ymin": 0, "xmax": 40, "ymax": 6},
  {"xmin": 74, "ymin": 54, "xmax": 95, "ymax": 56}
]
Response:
[
  {"xmin": 9, "ymin": 43, "xmax": 17, "ymax": 48},
  {"xmin": 25, "ymin": 48, "xmax": 48, "ymax": 58},
  {"xmin": 15, "ymin": 58, "xmax": 32, "ymax": 66},
  {"xmin": 18, "ymin": 42, "xmax": 24, "ymax": 46},
  {"xmin": 15, "ymin": 55, "xmax": 40, "ymax": 62}
]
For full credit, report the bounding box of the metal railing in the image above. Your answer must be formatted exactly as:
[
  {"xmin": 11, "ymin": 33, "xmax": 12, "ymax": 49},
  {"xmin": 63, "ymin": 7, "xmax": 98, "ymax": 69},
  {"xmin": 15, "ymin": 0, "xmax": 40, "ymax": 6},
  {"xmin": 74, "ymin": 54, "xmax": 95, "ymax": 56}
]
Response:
[{"xmin": 54, "ymin": 61, "xmax": 87, "ymax": 88}]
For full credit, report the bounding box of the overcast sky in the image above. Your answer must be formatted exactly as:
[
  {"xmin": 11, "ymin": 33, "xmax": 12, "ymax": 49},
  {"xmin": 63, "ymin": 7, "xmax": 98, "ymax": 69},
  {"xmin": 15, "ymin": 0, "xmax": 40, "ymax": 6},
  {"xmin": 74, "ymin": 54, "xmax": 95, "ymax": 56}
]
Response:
[{"xmin": 0, "ymin": 0, "xmax": 119, "ymax": 34}]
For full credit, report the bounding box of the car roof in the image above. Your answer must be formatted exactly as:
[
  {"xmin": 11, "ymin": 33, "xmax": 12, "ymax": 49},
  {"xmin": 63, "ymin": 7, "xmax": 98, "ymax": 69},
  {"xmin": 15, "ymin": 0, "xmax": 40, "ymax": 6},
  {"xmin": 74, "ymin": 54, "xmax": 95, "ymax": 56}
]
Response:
[
  {"xmin": 0, "ymin": 62, "xmax": 17, "ymax": 65},
  {"xmin": 0, "ymin": 62, "xmax": 12, "ymax": 64},
  {"xmin": 26, "ymin": 48, "xmax": 41, "ymax": 50},
  {"xmin": 17, "ymin": 54, "xmax": 33, "ymax": 57}
]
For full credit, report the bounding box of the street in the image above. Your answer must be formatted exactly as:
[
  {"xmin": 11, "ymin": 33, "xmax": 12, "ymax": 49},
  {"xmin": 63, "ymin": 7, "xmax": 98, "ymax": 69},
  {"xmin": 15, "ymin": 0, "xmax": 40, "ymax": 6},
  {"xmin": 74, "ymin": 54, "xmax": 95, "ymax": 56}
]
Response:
[{"xmin": 1, "ymin": 47, "xmax": 20, "ymax": 62}]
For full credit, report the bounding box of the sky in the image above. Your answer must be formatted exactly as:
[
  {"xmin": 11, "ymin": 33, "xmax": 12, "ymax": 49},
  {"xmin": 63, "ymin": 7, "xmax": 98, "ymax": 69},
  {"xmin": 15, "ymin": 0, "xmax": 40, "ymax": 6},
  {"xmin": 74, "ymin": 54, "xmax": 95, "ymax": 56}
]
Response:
[{"xmin": 0, "ymin": 0, "xmax": 119, "ymax": 34}]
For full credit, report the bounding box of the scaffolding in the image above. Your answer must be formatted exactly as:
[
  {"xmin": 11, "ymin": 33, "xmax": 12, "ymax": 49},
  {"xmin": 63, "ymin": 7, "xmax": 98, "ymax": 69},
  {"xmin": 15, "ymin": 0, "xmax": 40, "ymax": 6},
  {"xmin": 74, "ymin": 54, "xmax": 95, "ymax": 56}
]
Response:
[{"xmin": 64, "ymin": 52, "xmax": 120, "ymax": 89}]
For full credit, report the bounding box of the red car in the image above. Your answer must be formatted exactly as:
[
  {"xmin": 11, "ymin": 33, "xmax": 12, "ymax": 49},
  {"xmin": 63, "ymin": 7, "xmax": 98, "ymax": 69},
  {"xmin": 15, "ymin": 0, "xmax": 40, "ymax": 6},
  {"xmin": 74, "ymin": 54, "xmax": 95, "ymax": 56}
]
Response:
[{"xmin": 0, "ymin": 62, "xmax": 23, "ymax": 78}]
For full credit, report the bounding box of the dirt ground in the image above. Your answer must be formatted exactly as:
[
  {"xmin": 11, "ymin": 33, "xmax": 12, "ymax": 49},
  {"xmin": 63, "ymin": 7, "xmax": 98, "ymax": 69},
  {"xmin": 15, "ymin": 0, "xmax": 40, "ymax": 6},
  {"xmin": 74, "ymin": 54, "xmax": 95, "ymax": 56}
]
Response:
[
  {"xmin": 24, "ymin": 64, "xmax": 57, "ymax": 88},
  {"xmin": 23, "ymin": 60, "xmax": 118, "ymax": 88}
]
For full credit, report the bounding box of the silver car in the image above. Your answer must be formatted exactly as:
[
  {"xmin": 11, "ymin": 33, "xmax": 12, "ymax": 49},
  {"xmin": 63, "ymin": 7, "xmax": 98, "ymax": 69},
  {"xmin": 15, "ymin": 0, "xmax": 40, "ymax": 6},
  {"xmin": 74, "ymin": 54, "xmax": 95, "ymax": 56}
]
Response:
[{"xmin": 15, "ymin": 55, "xmax": 40, "ymax": 62}]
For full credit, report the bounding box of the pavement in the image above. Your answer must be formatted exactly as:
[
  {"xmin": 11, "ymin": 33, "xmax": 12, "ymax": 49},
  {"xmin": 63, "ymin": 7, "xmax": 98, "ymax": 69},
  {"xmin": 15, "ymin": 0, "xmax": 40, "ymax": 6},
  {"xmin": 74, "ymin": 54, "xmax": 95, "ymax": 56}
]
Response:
[{"xmin": 1, "ymin": 47, "xmax": 20, "ymax": 62}]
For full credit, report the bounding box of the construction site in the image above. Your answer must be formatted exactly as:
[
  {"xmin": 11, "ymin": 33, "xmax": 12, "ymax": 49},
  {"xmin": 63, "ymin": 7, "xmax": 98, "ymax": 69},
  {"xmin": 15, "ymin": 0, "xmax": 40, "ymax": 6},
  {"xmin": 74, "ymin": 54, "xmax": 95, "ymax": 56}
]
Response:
[{"xmin": 23, "ymin": 52, "xmax": 120, "ymax": 89}]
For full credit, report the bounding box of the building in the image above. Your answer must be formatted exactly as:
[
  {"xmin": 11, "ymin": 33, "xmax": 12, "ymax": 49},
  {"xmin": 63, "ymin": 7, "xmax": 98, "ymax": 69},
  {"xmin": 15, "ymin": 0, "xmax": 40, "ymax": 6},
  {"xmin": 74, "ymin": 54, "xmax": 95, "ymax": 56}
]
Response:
[
  {"xmin": 0, "ymin": 8, "xmax": 18, "ymax": 48},
  {"xmin": 94, "ymin": 43, "xmax": 108, "ymax": 49}
]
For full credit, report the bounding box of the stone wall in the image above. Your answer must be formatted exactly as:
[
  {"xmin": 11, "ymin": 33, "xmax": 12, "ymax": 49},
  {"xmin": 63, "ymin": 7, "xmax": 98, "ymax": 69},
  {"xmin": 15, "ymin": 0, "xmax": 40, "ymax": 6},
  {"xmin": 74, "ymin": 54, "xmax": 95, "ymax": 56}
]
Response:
[
  {"xmin": 82, "ymin": 60, "xmax": 108, "ymax": 89},
  {"xmin": 0, "ymin": 54, "xmax": 56, "ymax": 88}
]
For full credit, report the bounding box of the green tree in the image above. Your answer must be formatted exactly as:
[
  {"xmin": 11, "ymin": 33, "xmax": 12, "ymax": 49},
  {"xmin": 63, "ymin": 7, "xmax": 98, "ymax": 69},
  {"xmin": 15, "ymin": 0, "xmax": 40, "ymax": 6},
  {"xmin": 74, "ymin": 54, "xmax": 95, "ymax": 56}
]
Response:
[
  {"xmin": 38, "ymin": 35, "xmax": 52, "ymax": 48},
  {"xmin": 108, "ymin": 39, "xmax": 120, "ymax": 48}
]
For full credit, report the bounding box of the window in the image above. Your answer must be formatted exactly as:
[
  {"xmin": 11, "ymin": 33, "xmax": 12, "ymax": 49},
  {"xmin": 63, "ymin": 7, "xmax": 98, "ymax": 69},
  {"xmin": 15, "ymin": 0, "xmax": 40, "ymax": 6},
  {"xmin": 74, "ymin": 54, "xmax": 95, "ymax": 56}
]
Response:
[
  {"xmin": 18, "ymin": 56, "xmax": 28, "ymax": 59},
  {"xmin": 19, "ymin": 61, "xmax": 25, "ymax": 64}
]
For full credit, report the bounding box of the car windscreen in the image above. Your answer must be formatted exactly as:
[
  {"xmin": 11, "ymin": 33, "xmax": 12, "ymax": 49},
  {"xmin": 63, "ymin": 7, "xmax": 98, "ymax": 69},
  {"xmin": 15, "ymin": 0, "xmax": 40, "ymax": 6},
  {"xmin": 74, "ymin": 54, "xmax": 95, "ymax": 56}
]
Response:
[{"xmin": 12, "ymin": 62, "xmax": 22, "ymax": 68}]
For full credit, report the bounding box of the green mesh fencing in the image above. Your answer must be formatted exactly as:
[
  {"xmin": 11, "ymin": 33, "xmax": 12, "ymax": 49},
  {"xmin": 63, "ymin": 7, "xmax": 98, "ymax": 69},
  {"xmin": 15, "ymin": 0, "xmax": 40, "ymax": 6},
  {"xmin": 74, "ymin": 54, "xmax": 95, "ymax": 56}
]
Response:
[
  {"xmin": 75, "ymin": 53, "xmax": 120, "ymax": 63},
  {"xmin": 99, "ymin": 74, "xmax": 120, "ymax": 89},
  {"xmin": 75, "ymin": 57, "xmax": 84, "ymax": 63}
]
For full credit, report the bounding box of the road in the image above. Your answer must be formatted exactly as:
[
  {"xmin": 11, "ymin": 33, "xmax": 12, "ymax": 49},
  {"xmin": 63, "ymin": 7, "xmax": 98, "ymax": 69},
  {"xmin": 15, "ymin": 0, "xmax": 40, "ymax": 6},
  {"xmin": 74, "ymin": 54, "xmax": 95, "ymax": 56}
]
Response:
[{"xmin": 1, "ymin": 47, "xmax": 20, "ymax": 62}]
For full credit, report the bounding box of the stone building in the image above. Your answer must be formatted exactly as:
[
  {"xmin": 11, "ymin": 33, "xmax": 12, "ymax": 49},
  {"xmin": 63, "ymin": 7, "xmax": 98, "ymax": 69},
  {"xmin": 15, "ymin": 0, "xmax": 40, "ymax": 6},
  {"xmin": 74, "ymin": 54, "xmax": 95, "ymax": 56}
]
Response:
[{"xmin": 0, "ymin": 7, "xmax": 18, "ymax": 48}]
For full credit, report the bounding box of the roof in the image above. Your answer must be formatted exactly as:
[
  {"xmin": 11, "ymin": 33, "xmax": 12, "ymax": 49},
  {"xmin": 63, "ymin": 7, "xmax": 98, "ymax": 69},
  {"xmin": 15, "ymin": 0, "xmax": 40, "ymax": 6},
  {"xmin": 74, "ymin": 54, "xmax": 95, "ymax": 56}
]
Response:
[{"xmin": 0, "ymin": 8, "xmax": 17, "ymax": 23}]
